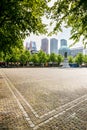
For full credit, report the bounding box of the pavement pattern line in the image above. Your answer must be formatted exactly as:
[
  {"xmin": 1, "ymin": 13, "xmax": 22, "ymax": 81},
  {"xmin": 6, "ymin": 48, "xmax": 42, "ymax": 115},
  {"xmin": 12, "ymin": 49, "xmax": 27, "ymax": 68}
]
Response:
[
  {"xmin": 5, "ymin": 71, "xmax": 87, "ymax": 118},
  {"xmin": 0, "ymin": 71, "xmax": 35, "ymax": 128},
  {"xmin": 1, "ymin": 70, "xmax": 87, "ymax": 120},
  {"xmin": 33, "ymin": 97, "xmax": 87, "ymax": 130},
  {"xmin": 2, "ymin": 71, "xmax": 39, "ymax": 118},
  {"xmin": 1, "ymin": 69, "xmax": 87, "ymax": 130},
  {"xmin": 39, "ymin": 94, "xmax": 87, "ymax": 119}
]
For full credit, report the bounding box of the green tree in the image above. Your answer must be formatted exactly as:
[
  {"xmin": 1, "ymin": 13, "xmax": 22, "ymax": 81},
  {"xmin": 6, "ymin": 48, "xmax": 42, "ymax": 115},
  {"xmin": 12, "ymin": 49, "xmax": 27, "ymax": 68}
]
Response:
[
  {"xmin": 4, "ymin": 46, "xmax": 21, "ymax": 67},
  {"xmin": 46, "ymin": 54, "xmax": 50, "ymax": 62},
  {"xmin": 75, "ymin": 53, "xmax": 83, "ymax": 66},
  {"xmin": 50, "ymin": 0, "xmax": 87, "ymax": 46},
  {"xmin": 25, "ymin": 50, "xmax": 31, "ymax": 62},
  {"xmin": 50, "ymin": 53, "xmax": 57, "ymax": 62},
  {"xmin": 0, "ymin": 52, "xmax": 4, "ymax": 61},
  {"xmin": 31, "ymin": 54, "xmax": 39, "ymax": 64},
  {"xmin": 9, "ymin": 47, "xmax": 21, "ymax": 62},
  {"xmin": 83, "ymin": 55, "xmax": 87, "ymax": 64},
  {"xmin": 20, "ymin": 50, "xmax": 28, "ymax": 66},
  {"xmin": 4, "ymin": 40, "xmax": 23, "ymax": 62},
  {"xmin": 0, "ymin": 0, "xmax": 50, "ymax": 52},
  {"xmin": 57, "ymin": 54, "xmax": 63, "ymax": 66},
  {"xmin": 5, "ymin": 54, "xmax": 11, "ymax": 63},
  {"xmin": 38, "ymin": 50, "xmax": 47, "ymax": 64},
  {"xmin": 68, "ymin": 56, "xmax": 73, "ymax": 63}
]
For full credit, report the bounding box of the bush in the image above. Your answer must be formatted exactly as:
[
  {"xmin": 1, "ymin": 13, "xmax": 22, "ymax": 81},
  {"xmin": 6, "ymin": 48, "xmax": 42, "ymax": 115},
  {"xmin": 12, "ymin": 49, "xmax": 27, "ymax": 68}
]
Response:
[
  {"xmin": 57, "ymin": 55, "xmax": 63, "ymax": 66},
  {"xmin": 68, "ymin": 56, "xmax": 73, "ymax": 63},
  {"xmin": 75, "ymin": 53, "xmax": 83, "ymax": 65}
]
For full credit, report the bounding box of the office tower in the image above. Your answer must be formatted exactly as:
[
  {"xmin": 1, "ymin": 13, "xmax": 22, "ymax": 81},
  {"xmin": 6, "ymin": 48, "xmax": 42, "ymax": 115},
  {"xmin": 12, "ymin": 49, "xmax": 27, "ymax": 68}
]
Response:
[
  {"xmin": 30, "ymin": 41, "xmax": 37, "ymax": 51},
  {"xmin": 29, "ymin": 41, "xmax": 37, "ymax": 54},
  {"xmin": 71, "ymin": 47, "xmax": 83, "ymax": 57},
  {"xmin": 26, "ymin": 42, "xmax": 30, "ymax": 50},
  {"xmin": 41, "ymin": 38, "xmax": 48, "ymax": 54},
  {"xmin": 59, "ymin": 39, "xmax": 71, "ymax": 57},
  {"xmin": 83, "ymin": 48, "xmax": 87, "ymax": 55},
  {"xmin": 50, "ymin": 38, "xmax": 58, "ymax": 54},
  {"xmin": 60, "ymin": 39, "xmax": 67, "ymax": 47}
]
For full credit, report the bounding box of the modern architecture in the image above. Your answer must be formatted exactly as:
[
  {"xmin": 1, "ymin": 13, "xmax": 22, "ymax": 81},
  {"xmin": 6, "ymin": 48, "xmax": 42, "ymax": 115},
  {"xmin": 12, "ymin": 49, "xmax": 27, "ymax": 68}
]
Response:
[
  {"xmin": 50, "ymin": 38, "xmax": 58, "ymax": 54},
  {"xmin": 59, "ymin": 39, "xmax": 71, "ymax": 57},
  {"xmin": 26, "ymin": 42, "xmax": 30, "ymax": 50},
  {"xmin": 60, "ymin": 39, "xmax": 67, "ymax": 47},
  {"xmin": 29, "ymin": 41, "xmax": 37, "ymax": 54},
  {"xmin": 41, "ymin": 38, "xmax": 49, "ymax": 54},
  {"xmin": 26, "ymin": 41, "xmax": 37, "ymax": 54},
  {"xmin": 83, "ymin": 48, "xmax": 87, "ymax": 55},
  {"xmin": 71, "ymin": 47, "xmax": 83, "ymax": 57}
]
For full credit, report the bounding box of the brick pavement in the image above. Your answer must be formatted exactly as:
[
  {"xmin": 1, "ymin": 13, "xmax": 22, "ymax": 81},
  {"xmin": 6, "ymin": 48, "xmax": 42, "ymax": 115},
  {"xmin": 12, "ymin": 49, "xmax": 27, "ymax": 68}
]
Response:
[
  {"xmin": 0, "ymin": 72, "xmax": 32, "ymax": 130},
  {"xmin": 0, "ymin": 68, "xmax": 87, "ymax": 130}
]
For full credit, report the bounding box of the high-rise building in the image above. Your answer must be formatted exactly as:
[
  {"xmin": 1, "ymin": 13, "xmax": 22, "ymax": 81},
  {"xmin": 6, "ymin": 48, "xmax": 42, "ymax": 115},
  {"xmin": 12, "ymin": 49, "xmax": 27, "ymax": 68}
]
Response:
[
  {"xmin": 26, "ymin": 41, "xmax": 37, "ymax": 54},
  {"xmin": 29, "ymin": 41, "xmax": 37, "ymax": 54},
  {"xmin": 26, "ymin": 42, "xmax": 30, "ymax": 50},
  {"xmin": 83, "ymin": 48, "xmax": 87, "ymax": 55},
  {"xmin": 30, "ymin": 41, "xmax": 37, "ymax": 51},
  {"xmin": 59, "ymin": 39, "xmax": 71, "ymax": 57},
  {"xmin": 71, "ymin": 47, "xmax": 83, "ymax": 57},
  {"xmin": 41, "ymin": 38, "xmax": 48, "ymax": 54},
  {"xmin": 50, "ymin": 38, "xmax": 58, "ymax": 54},
  {"xmin": 60, "ymin": 39, "xmax": 67, "ymax": 47}
]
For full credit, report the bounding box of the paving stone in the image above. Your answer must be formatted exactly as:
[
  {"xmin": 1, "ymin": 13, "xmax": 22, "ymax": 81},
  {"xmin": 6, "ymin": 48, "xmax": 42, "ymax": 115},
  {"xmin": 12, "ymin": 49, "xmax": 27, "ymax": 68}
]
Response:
[{"xmin": 0, "ymin": 68, "xmax": 87, "ymax": 130}]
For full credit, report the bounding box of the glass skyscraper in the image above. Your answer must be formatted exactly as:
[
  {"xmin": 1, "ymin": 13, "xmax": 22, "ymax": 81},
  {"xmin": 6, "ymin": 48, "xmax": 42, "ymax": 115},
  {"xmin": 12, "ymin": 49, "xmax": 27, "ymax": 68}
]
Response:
[
  {"xmin": 59, "ymin": 39, "xmax": 71, "ymax": 57},
  {"xmin": 41, "ymin": 38, "xmax": 48, "ymax": 54},
  {"xmin": 30, "ymin": 41, "xmax": 37, "ymax": 51},
  {"xmin": 71, "ymin": 47, "xmax": 83, "ymax": 57},
  {"xmin": 60, "ymin": 39, "xmax": 67, "ymax": 47},
  {"xmin": 26, "ymin": 42, "xmax": 30, "ymax": 50},
  {"xmin": 26, "ymin": 41, "xmax": 37, "ymax": 54},
  {"xmin": 50, "ymin": 38, "xmax": 58, "ymax": 54}
]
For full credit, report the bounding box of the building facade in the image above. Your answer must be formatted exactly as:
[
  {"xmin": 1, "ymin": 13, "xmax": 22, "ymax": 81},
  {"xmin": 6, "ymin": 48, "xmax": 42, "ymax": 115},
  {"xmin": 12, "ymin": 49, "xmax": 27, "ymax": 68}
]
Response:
[
  {"xmin": 29, "ymin": 41, "xmax": 37, "ymax": 54},
  {"xmin": 26, "ymin": 41, "xmax": 37, "ymax": 54},
  {"xmin": 41, "ymin": 38, "xmax": 49, "ymax": 54},
  {"xmin": 59, "ymin": 39, "xmax": 71, "ymax": 57},
  {"xmin": 71, "ymin": 47, "xmax": 83, "ymax": 57},
  {"xmin": 60, "ymin": 39, "xmax": 67, "ymax": 47},
  {"xmin": 83, "ymin": 48, "xmax": 87, "ymax": 55},
  {"xmin": 26, "ymin": 42, "xmax": 30, "ymax": 50},
  {"xmin": 50, "ymin": 38, "xmax": 58, "ymax": 54}
]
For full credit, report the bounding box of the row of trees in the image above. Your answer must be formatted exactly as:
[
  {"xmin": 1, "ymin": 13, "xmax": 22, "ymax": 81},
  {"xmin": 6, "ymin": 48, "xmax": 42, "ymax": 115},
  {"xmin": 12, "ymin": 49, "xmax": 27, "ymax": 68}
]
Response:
[
  {"xmin": 0, "ymin": 46, "xmax": 87, "ymax": 67},
  {"xmin": 68, "ymin": 53, "xmax": 87, "ymax": 66},
  {"xmin": 0, "ymin": 47, "xmax": 63, "ymax": 67}
]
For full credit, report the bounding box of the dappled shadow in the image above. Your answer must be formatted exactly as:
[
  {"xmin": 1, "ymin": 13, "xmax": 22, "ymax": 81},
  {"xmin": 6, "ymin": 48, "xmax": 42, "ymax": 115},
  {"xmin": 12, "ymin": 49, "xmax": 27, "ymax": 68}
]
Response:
[
  {"xmin": 0, "ymin": 123, "xmax": 9, "ymax": 130},
  {"xmin": 0, "ymin": 112, "xmax": 17, "ymax": 130}
]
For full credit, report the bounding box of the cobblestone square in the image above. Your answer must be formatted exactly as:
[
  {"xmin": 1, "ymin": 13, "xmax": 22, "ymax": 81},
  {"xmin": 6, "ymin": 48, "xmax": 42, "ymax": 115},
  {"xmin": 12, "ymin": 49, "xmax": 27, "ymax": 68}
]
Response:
[{"xmin": 0, "ymin": 68, "xmax": 87, "ymax": 130}]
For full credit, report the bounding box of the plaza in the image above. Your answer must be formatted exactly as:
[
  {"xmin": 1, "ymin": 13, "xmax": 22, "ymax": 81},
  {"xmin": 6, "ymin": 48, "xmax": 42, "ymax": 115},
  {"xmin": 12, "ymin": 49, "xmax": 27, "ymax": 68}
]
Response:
[{"xmin": 0, "ymin": 68, "xmax": 87, "ymax": 130}]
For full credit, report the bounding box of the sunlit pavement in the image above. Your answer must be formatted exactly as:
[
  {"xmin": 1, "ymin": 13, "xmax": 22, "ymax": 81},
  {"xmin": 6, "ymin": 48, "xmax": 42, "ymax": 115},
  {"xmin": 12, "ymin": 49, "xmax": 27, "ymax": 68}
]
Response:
[{"xmin": 0, "ymin": 68, "xmax": 87, "ymax": 130}]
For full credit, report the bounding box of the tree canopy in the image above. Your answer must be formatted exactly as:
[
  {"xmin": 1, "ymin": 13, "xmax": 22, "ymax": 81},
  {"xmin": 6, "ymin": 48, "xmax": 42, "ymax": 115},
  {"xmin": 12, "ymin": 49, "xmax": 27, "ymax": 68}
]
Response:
[
  {"xmin": 38, "ymin": 50, "xmax": 47, "ymax": 64},
  {"xmin": 50, "ymin": 0, "xmax": 87, "ymax": 47},
  {"xmin": 0, "ymin": 0, "xmax": 50, "ymax": 52}
]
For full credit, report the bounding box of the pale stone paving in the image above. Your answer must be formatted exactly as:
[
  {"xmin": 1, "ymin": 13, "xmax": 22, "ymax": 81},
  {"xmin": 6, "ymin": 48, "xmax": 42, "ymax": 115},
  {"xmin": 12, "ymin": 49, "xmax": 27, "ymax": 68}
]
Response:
[
  {"xmin": 0, "ymin": 73, "xmax": 32, "ymax": 130},
  {"xmin": 0, "ymin": 68, "xmax": 87, "ymax": 130}
]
